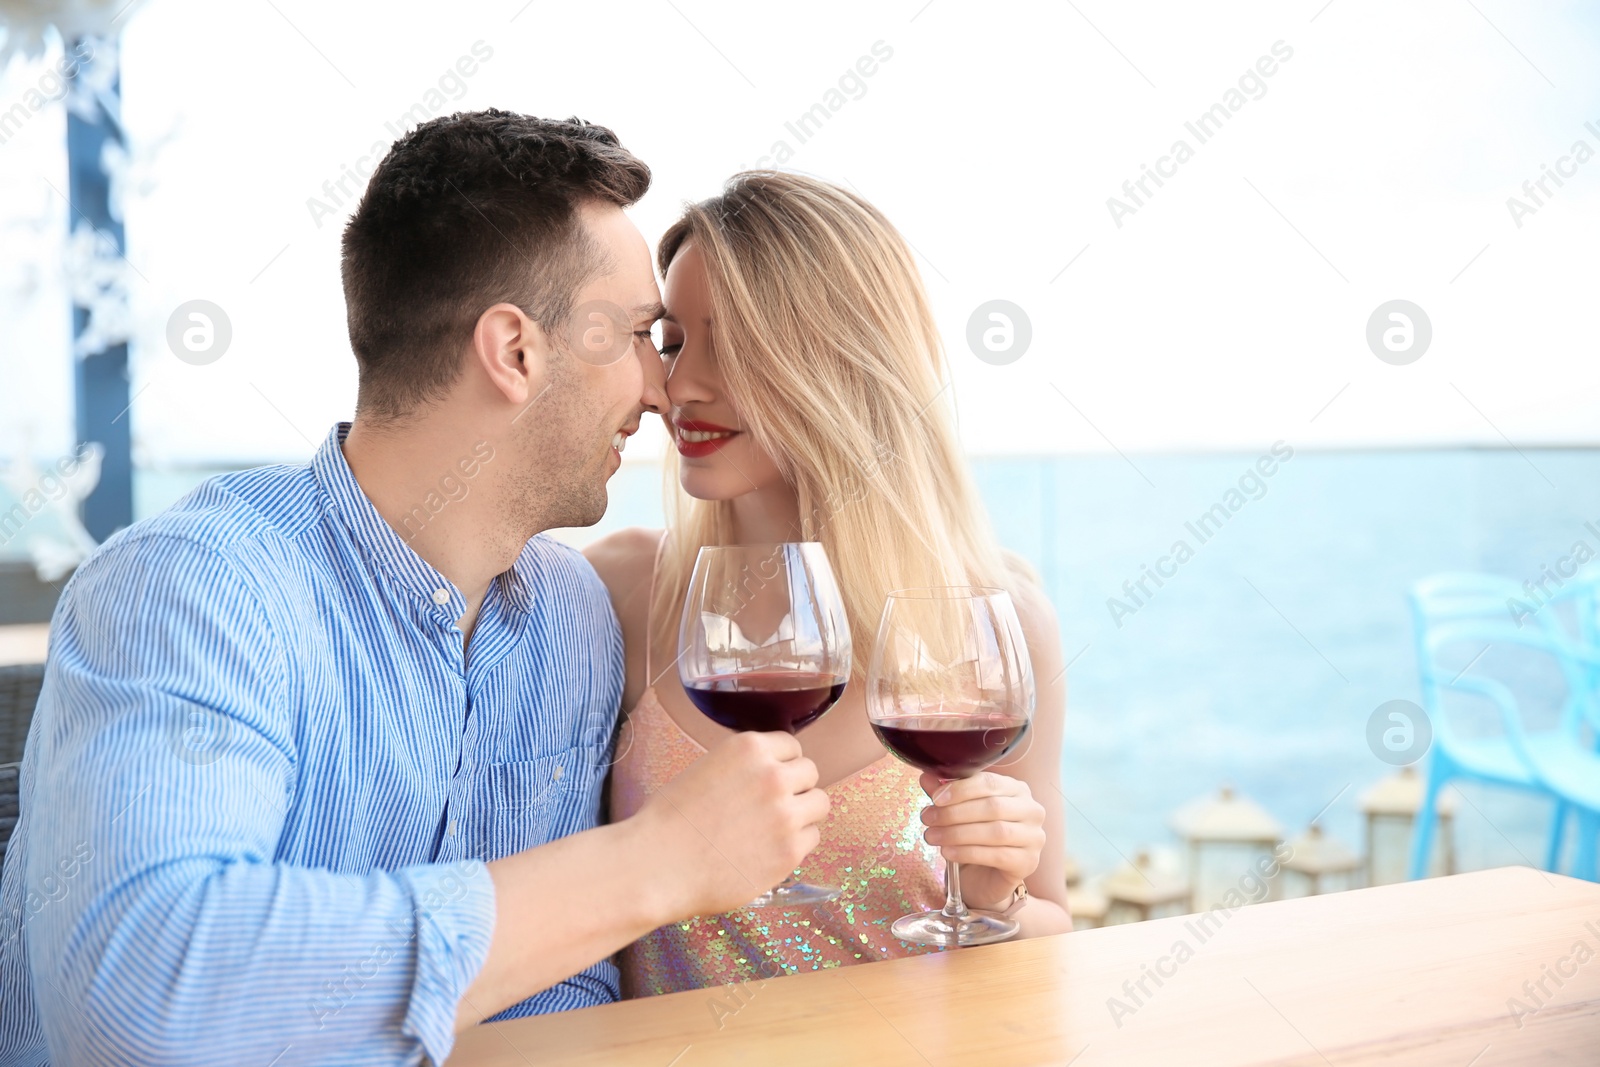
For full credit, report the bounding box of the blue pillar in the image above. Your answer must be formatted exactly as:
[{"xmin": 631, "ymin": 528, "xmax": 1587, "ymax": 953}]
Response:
[{"xmin": 67, "ymin": 37, "xmax": 132, "ymax": 541}]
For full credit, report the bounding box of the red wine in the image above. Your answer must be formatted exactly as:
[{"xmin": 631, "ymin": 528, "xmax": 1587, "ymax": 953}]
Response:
[
  {"xmin": 684, "ymin": 672, "xmax": 847, "ymax": 733},
  {"xmin": 872, "ymin": 716, "xmax": 1030, "ymax": 778}
]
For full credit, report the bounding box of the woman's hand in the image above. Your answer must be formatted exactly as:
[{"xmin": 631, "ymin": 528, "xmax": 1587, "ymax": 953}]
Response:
[{"xmin": 919, "ymin": 770, "xmax": 1047, "ymax": 912}]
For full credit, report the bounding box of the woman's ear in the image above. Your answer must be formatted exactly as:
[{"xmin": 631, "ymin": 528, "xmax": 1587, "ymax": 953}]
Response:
[{"xmin": 471, "ymin": 302, "xmax": 552, "ymax": 412}]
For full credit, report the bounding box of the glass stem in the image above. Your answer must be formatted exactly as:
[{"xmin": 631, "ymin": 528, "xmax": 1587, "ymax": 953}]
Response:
[{"xmin": 941, "ymin": 860, "xmax": 969, "ymax": 921}]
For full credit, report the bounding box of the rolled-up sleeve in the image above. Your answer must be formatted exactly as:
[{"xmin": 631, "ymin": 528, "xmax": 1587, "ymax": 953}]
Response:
[
  {"xmin": 488, "ymin": 961, "xmax": 618, "ymax": 1021},
  {"xmin": 23, "ymin": 534, "xmax": 495, "ymax": 1066}
]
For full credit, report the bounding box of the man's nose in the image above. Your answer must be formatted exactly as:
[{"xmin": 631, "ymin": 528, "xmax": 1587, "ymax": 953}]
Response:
[{"xmin": 637, "ymin": 341, "xmax": 668, "ymax": 415}]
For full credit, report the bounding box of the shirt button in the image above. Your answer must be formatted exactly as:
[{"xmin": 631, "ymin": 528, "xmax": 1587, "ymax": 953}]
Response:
[
  {"xmin": 447, "ymin": 819, "xmax": 457, "ymax": 835},
  {"xmin": 553, "ymin": 765, "xmax": 563, "ymax": 781},
  {"xmin": 432, "ymin": 588, "xmax": 451, "ymax": 605}
]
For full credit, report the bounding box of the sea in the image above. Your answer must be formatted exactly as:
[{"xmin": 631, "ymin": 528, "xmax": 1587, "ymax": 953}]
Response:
[{"xmin": 60, "ymin": 447, "xmax": 1600, "ymax": 886}]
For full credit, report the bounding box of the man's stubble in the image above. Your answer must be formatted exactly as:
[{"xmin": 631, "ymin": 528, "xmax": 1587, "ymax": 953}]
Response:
[{"xmin": 504, "ymin": 348, "xmax": 612, "ymax": 538}]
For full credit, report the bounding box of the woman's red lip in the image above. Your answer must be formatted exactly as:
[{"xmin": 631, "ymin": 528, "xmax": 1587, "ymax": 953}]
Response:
[
  {"xmin": 674, "ymin": 419, "xmax": 738, "ymax": 432},
  {"xmin": 676, "ymin": 433, "xmax": 737, "ymax": 459}
]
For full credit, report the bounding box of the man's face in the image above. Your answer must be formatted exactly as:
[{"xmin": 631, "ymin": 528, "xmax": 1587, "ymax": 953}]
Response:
[{"xmin": 516, "ymin": 202, "xmax": 666, "ymax": 529}]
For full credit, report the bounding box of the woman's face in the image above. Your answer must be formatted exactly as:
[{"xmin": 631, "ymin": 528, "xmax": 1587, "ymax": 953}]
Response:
[{"xmin": 659, "ymin": 240, "xmax": 787, "ymax": 502}]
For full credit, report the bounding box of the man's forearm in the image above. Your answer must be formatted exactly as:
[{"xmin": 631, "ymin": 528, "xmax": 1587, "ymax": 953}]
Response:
[
  {"xmin": 26, "ymin": 855, "xmax": 494, "ymax": 1067},
  {"xmin": 455, "ymin": 730, "xmax": 834, "ymax": 1029},
  {"xmin": 454, "ymin": 815, "xmax": 681, "ymax": 1028}
]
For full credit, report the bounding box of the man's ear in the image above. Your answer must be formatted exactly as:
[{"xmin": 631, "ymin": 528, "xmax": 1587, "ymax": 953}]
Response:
[{"xmin": 471, "ymin": 303, "xmax": 552, "ymax": 411}]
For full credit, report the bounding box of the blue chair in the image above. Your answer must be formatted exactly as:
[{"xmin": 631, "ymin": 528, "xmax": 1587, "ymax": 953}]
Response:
[
  {"xmin": 1410, "ymin": 612, "xmax": 1600, "ymax": 880},
  {"xmin": 1408, "ymin": 579, "xmax": 1593, "ymax": 883}
]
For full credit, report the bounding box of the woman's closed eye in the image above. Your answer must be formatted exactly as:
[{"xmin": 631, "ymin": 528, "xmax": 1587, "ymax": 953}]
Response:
[{"xmin": 658, "ymin": 327, "xmax": 684, "ymax": 360}]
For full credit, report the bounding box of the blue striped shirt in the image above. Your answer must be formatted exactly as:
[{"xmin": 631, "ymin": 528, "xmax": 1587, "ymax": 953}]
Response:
[{"xmin": 0, "ymin": 422, "xmax": 625, "ymax": 1066}]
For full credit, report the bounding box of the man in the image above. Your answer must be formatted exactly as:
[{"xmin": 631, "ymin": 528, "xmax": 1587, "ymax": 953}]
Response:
[{"xmin": 0, "ymin": 111, "xmax": 829, "ymax": 1066}]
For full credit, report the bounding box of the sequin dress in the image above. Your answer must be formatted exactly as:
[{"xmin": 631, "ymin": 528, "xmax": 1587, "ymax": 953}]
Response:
[{"xmin": 608, "ymin": 540, "xmax": 948, "ymax": 998}]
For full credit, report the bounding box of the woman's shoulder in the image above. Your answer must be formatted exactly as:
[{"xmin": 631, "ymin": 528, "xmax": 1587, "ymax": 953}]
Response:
[
  {"xmin": 999, "ymin": 555, "xmax": 1063, "ymax": 662},
  {"xmin": 582, "ymin": 526, "xmax": 665, "ymax": 595}
]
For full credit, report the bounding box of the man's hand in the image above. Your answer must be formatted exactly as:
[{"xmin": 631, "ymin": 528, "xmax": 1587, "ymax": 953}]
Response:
[{"xmin": 634, "ymin": 731, "xmax": 829, "ymax": 917}]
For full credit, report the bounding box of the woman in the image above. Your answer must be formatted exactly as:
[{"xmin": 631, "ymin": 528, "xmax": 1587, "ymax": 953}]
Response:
[{"xmin": 585, "ymin": 172, "xmax": 1070, "ymax": 998}]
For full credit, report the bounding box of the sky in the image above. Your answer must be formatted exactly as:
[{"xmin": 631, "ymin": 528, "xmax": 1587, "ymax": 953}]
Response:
[{"xmin": 2, "ymin": 0, "xmax": 1598, "ymax": 468}]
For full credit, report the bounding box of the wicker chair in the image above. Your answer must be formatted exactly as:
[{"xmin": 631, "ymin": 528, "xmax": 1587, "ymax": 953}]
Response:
[
  {"xmin": 1, "ymin": 663, "xmax": 44, "ymax": 766},
  {"xmin": 0, "ymin": 663, "xmax": 45, "ymax": 865},
  {"xmin": 0, "ymin": 763, "xmax": 16, "ymax": 869}
]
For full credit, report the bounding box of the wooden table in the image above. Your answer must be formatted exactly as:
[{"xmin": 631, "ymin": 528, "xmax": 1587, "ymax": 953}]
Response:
[{"xmin": 447, "ymin": 867, "xmax": 1600, "ymax": 1065}]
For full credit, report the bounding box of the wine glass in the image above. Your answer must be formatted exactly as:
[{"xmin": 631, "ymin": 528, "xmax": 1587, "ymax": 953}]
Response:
[
  {"xmin": 866, "ymin": 586, "xmax": 1036, "ymax": 946},
  {"xmin": 678, "ymin": 542, "xmax": 852, "ymax": 906}
]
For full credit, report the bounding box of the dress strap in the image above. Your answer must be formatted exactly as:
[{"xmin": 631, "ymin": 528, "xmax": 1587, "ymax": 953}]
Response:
[{"xmin": 644, "ymin": 530, "xmax": 669, "ymax": 686}]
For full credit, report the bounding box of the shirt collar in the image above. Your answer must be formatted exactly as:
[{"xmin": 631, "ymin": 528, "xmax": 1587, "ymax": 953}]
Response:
[
  {"xmin": 312, "ymin": 422, "xmax": 469, "ymax": 621},
  {"xmin": 312, "ymin": 422, "xmax": 538, "ymax": 621}
]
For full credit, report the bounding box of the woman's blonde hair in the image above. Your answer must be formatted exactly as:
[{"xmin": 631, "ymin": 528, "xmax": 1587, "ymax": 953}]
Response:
[{"xmin": 652, "ymin": 171, "xmax": 1033, "ymax": 673}]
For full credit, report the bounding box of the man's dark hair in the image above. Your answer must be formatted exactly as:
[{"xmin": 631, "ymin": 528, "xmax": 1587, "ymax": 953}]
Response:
[{"xmin": 341, "ymin": 110, "xmax": 651, "ymax": 420}]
